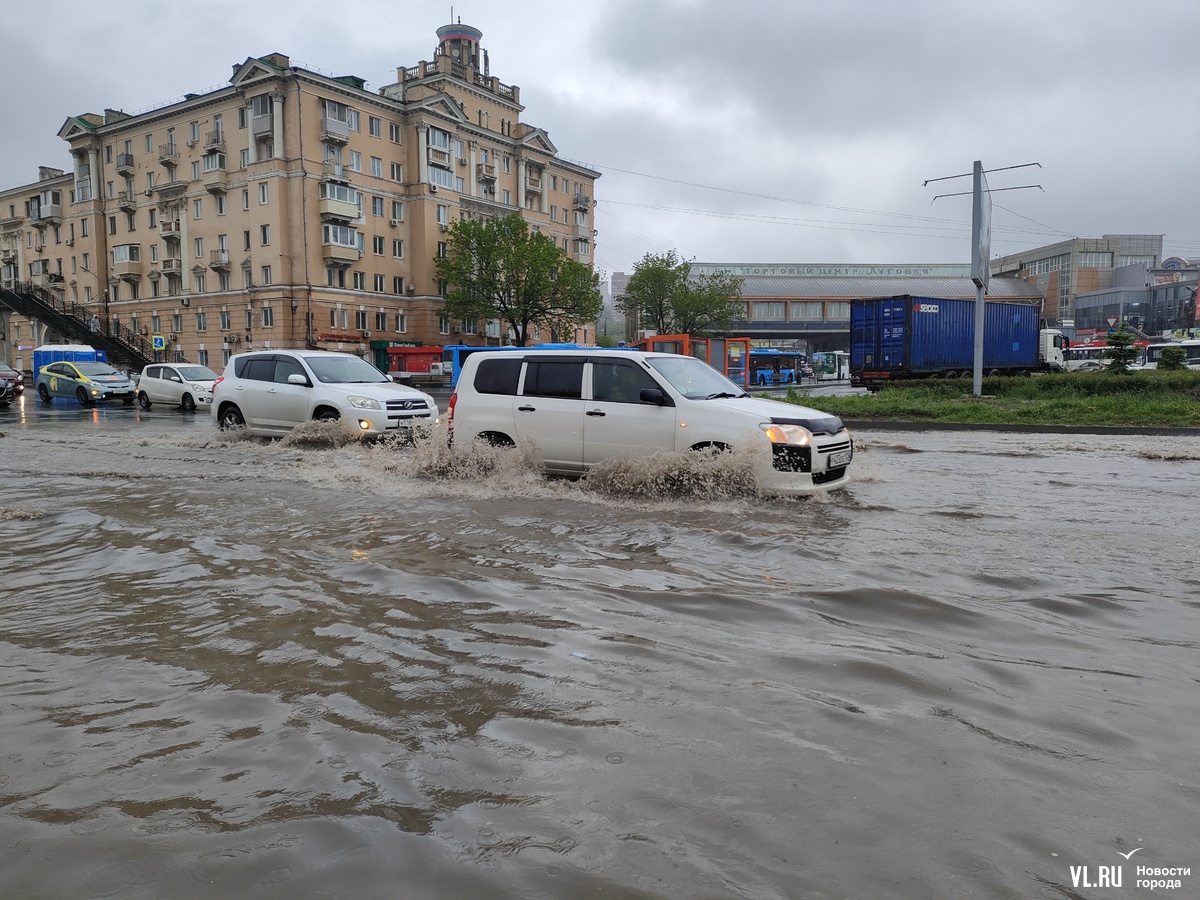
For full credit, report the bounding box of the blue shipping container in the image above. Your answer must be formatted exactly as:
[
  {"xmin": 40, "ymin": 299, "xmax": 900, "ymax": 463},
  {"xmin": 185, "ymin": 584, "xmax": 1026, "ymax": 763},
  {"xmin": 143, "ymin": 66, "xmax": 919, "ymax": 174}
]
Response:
[{"xmin": 851, "ymin": 296, "xmax": 1040, "ymax": 379}]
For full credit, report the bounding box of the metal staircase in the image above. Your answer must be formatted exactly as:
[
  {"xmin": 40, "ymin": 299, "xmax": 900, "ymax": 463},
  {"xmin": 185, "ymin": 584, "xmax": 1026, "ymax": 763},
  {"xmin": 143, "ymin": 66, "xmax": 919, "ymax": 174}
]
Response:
[{"xmin": 0, "ymin": 281, "xmax": 165, "ymax": 372}]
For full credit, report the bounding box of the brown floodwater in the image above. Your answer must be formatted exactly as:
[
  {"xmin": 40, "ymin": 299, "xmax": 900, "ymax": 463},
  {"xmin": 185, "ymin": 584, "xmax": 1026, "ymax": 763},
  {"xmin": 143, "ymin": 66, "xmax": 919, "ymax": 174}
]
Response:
[{"xmin": 1, "ymin": 399, "xmax": 1199, "ymax": 898}]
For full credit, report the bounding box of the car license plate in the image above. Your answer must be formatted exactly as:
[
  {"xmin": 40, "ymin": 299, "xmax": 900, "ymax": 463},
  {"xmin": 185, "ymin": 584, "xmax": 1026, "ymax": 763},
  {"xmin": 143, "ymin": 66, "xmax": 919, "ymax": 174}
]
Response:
[{"xmin": 828, "ymin": 448, "xmax": 852, "ymax": 468}]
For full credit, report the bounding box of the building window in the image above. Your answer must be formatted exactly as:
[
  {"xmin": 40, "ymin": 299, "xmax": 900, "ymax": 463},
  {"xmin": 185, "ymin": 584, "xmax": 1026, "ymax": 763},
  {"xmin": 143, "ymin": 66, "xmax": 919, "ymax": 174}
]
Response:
[
  {"xmin": 389, "ymin": 123, "xmax": 401, "ymax": 143},
  {"xmin": 258, "ymin": 183, "xmax": 269, "ymax": 204},
  {"xmin": 390, "ymin": 200, "xmax": 403, "ymax": 221},
  {"xmin": 352, "ymin": 271, "xmax": 365, "ymax": 290},
  {"xmin": 751, "ymin": 302, "xmax": 786, "ymax": 320},
  {"xmin": 216, "ymin": 194, "xmax": 227, "ymax": 215},
  {"xmin": 390, "ymin": 162, "xmax": 402, "ymax": 182},
  {"xmin": 220, "ymin": 309, "xmax": 232, "ymax": 330},
  {"xmin": 373, "ymin": 274, "xmax": 385, "ymax": 292},
  {"xmin": 242, "ymin": 190, "xmax": 250, "ymax": 210},
  {"xmin": 827, "ymin": 302, "xmax": 851, "ymax": 319},
  {"xmin": 392, "ymin": 239, "xmax": 404, "ymax": 259},
  {"xmin": 375, "ymin": 311, "xmax": 387, "ymax": 330},
  {"xmin": 790, "ymin": 301, "xmax": 823, "ymax": 319},
  {"xmin": 355, "ymin": 309, "xmax": 368, "ymax": 329},
  {"xmin": 369, "ymin": 116, "xmax": 381, "ymax": 138},
  {"xmin": 260, "ymin": 265, "xmax": 272, "ymax": 286},
  {"xmin": 349, "ymin": 151, "xmax": 362, "ymax": 172},
  {"xmin": 436, "ymin": 204, "xmax": 448, "ymax": 225},
  {"xmin": 262, "ymin": 306, "xmax": 274, "ymax": 327},
  {"xmin": 372, "ymin": 196, "xmax": 384, "ymax": 217},
  {"xmin": 392, "ymin": 276, "xmax": 404, "ymax": 294},
  {"xmin": 260, "ymin": 224, "xmax": 270, "ymax": 246},
  {"xmin": 370, "ymin": 157, "xmax": 382, "ymax": 178},
  {"xmin": 193, "ymin": 198, "xmax": 203, "ymax": 219},
  {"xmin": 173, "ymin": 314, "xmax": 183, "ymax": 332},
  {"xmin": 195, "ymin": 310, "xmax": 207, "ymax": 330},
  {"xmin": 439, "ymin": 315, "xmax": 449, "ymax": 334},
  {"xmin": 372, "ymin": 235, "xmax": 384, "ymax": 255},
  {"xmin": 395, "ymin": 312, "xmax": 406, "ymax": 332},
  {"xmin": 194, "ymin": 237, "xmax": 204, "ymax": 258}
]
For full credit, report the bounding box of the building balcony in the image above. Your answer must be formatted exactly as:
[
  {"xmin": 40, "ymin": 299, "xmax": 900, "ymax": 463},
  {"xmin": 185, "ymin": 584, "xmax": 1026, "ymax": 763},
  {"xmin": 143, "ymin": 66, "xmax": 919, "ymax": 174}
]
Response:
[
  {"xmin": 428, "ymin": 147, "xmax": 451, "ymax": 168},
  {"xmin": 320, "ymin": 117, "xmax": 350, "ymax": 144},
  {"xmin": 202, "ymin": 168, "xmax": 228, "ymax": 193},
  {"xmin": 321, "ymin": 161, "xmax": 352, "ymax": 182},
  {"xmin": 322, "ymin": 242, "xmax": 360, "ymax": 266},
  {"xmin": 160, "ymin": 218, "xmax": 181, "ymax": 237},
  {"xmin": 572, "ymin": 222, "xmax": 591, "ymax": 240},
  {"xmin": 155, "ymin": 180, "xmax": 187, "ymax": 200},
  {"xmin": 209, "ymin": 249, "xmax": 231, "ymax": 270},
  {"xmin": 116, "ymin": 190, "xmax": 137, "ymax": 212},
  {"xmin": 572, "ymin": 193, "xmax": 591, "ymax": 210},
  {"xmin": 524, "ymin": 175, "xmax": 542, "ymax": 195},
  {"xmin": 115, "ymin": 153, "xmax": 135, "ymax": 176},
  {"xmin": 318, "ymin": 196, "xmax": 360, "ymax": 221},
  {"xmin": 162, "ymin": 257, "xmax": 183, "ymax": 276},
  {"xmin": 205, "ymin": 130, "xmax": 226, "ymax": 151},
  {"xmin": 476, "ymin": 162, "xmax": 497, "ymax": 183},
  {"xmin": 252, "ymin": 114, "xmax": 273, "ymax": 138},
  {"xmin": 158, "ymin": 143, "xmax": 179, "ymax": 165},
  {"xmin": 32, "ymin": 205, "xmax": 62, "ymax": 227},
  {"xmin": 112, "ymin": 258, "xmax": 143, "ymax": 279}
]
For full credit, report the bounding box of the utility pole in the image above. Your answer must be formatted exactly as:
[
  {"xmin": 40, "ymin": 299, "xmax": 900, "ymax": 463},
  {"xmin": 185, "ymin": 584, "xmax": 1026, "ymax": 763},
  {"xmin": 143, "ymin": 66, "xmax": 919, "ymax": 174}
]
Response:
[{"xmin": 927, "ymin": 162, "xmax": 1042, "ymax": 396}]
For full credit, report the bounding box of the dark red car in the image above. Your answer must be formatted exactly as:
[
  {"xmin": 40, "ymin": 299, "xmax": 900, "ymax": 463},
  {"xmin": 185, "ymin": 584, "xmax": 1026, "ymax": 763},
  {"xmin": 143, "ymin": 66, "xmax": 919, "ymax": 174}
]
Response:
[{"xmin": 0, "ymin": 362, "xmax": 23, "ymax": 396}]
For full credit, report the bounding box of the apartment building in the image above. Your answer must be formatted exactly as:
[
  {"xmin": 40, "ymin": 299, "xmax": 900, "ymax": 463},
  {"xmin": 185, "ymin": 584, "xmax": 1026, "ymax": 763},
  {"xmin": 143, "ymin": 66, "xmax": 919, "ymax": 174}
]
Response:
[{"xmin": 0, "ymin": 21, "xmax": 599, "ymax": 372}]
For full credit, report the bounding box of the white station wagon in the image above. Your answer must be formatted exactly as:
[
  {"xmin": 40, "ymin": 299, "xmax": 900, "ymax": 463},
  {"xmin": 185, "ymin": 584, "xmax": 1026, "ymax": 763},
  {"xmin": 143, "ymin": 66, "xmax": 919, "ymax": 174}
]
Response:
[{"xmin": 447, "ymin": 348, "xmax": 853, "ymax": 495}]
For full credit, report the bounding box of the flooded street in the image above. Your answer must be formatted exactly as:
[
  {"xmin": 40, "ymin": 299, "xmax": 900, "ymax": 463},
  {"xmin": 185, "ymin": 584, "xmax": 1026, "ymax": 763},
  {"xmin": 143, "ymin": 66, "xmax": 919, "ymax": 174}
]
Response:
[{"xmin": 2, "ymin": 395, "xmax": 1199, "ymax": 899}]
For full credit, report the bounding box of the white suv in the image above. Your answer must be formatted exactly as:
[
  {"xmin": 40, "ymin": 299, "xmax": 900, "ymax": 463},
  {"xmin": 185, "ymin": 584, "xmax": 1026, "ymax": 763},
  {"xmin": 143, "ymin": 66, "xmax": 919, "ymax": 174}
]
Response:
[
  {"xmin": 212, "ymin": 350, "xmax": 438, "ymax": 438},
  {"xmin": 447, "ymin": 348, "xmax": 852, "ymax": 495}
]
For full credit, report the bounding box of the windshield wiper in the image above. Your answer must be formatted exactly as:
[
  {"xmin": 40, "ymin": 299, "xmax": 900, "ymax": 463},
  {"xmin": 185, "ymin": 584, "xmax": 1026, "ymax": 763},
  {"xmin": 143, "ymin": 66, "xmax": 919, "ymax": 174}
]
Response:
[{"xmin": 705, "ymin": 391, "xmax": 748, "ymax": 399}]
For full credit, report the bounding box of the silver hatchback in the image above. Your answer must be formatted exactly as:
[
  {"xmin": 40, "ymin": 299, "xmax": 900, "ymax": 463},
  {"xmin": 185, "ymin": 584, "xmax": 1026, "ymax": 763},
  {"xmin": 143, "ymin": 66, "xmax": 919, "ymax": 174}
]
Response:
[{"xmin": 137, "ymin": 363, "xmax": 219, "ymax": 412}]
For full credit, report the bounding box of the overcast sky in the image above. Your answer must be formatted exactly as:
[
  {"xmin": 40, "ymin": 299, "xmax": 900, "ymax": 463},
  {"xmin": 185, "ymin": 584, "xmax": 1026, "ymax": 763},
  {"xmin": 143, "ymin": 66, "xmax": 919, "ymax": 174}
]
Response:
[{"xmin": 3, "ymin": 0, "xmax": 1197, "ymax": 282}]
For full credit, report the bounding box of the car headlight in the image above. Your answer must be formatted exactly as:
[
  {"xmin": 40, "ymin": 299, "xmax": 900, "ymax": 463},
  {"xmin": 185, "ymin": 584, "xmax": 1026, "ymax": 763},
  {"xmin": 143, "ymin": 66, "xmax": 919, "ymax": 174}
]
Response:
[
  {"xmin": 346, "ymin": 395, "xmax": 382, "ymax": 410},
  {"xmin": 191, "ymin": 383, "xmax": 207, "ymax": 392},
  {"xmin": 760, "ymin": 423, "xmax": 813, "ymax": 446}
]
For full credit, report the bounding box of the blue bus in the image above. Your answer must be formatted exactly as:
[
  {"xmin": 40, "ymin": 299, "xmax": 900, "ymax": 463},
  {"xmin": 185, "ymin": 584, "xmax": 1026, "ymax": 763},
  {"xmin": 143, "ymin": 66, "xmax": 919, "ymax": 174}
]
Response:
[{"xmin": 748, "ymin": 348, "xmax": 805, "ymax": 386}]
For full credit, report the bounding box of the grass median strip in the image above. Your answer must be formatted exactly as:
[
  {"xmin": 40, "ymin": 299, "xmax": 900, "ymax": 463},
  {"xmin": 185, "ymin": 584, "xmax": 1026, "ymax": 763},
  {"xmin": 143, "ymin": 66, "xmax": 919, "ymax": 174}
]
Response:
[{"xmin": 784, "ymin": 371, "xmax": 1200, "ymax": 429}]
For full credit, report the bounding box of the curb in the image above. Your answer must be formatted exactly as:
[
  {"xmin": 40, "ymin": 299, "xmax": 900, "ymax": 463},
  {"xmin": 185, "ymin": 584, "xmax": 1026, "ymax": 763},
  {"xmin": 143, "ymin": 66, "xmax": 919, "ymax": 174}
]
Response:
[{"xmin": 843, "ymin": 420, "xmax": 1200, "ymax": 436}]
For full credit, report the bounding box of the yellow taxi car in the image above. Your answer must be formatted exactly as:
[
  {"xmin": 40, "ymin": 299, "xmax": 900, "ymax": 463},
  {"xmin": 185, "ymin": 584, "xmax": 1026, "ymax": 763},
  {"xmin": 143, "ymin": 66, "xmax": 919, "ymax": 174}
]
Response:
[{"xmin": 35, "ymin": 361, "xmax": 136, "ymax": 406}]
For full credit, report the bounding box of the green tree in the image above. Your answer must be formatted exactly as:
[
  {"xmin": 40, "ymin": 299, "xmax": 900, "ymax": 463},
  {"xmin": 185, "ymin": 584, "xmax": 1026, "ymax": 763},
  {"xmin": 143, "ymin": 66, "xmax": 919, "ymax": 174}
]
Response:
[
  {"xmin": 616, "ymin": 251, "xmax": 743, "ymax": 336},
  {"xmin": 1157, "ymin": 344, "xmax": 1188, "ymax": 370},
  {"xmin": 1103, "ymin": 322, "xmax": 1138, "ymax": 372},
  {"xmin": 434, "ymin": 214, "xmax": 602, "ymax": 346}
]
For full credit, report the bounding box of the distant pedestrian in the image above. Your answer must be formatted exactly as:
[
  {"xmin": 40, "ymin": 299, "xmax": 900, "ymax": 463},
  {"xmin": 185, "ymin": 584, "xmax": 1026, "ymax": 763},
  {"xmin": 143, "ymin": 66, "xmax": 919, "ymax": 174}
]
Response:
[{"xmin": 90, "ymin": 315, "xmax": 100, "ymax": 333}]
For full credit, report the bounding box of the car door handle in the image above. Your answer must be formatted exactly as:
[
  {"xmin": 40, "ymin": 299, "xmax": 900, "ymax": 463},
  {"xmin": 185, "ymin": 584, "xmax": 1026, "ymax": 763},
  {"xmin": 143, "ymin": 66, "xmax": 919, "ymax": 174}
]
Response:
[
  {"xmin": 518, "ymin": 404, "xmax": 536, "ymax": 412},
  {"xmin": 586, "ymin": 409, "xmax": 605, "ymax": 416}
]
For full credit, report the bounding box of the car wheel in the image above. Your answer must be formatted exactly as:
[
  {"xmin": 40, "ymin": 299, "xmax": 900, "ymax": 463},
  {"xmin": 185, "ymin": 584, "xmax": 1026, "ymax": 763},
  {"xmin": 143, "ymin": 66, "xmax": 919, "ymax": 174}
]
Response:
[
  {"xmin": 76, "ymin": 386, "xmax": 93, "ymax": 406},
  {"xmin": 37, "ymin": 383, "xmax": 52, "ymax": 402},
  {"xmin": 314, "ymin": 408, "xmax": 340, "ymax": 422},
  {"xmin": 476, "ymin": 432, "xmax": 515, "ymax": 448},
  {"xmin": 182, "ymin": 393, "xmax": 196, "ymax": 412},
  {"xmin": 219, "ymin": 405, "xmax": 246, "ymax": 430},
  {"xmin": 138, "ymin": 392, "xmax": 152, "ymax": 409}
]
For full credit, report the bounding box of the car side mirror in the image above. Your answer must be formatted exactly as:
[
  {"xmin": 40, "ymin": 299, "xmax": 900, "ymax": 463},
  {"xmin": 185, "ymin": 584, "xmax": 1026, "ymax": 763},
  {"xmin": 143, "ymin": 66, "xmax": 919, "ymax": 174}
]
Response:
[
  {"xmin": 287, "ymin": 373, "xmax": 310, "ymax": 386},
  {"xmin": 639, "ymin": 387, "xmax": 667, "ymax": 405}
]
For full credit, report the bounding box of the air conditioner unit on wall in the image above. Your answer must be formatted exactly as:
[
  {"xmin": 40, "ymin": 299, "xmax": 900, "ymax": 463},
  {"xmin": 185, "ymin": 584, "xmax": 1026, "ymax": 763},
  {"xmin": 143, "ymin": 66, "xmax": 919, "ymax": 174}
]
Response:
[
  {"xmin": 389, "ymin": 218, "xmax": 400, "ymax": 226},
  {"xmin": 168, "ymin": 333, "xmax": 177, "ymax": 341},
  {"xmin": 439, "ymin": 223, "xmax": 448, "ymax": 232},
  {"xmin": 429, "ymin": 185, "xmax": 437, "ymax": 193},
  {"xmin": 181, "ymin": 297, "xmax": 190, "ymax": 306},
  {"xmin": 361, "ymin": 330, "xmax": 371, "ymax": 338}
]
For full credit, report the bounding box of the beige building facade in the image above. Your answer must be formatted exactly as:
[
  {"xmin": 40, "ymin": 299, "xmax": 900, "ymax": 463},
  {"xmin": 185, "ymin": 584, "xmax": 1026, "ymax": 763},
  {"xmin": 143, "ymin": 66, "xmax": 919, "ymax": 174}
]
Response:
[{"xmin": 0, "ymin": 21, "xmax": 599, "ymax": 373}]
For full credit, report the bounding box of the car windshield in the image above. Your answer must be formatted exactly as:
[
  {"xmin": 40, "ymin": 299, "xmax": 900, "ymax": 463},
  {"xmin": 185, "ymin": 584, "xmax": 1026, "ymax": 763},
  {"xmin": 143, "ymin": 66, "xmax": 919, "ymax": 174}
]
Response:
[
  {"xmin": 75, "ymin": 362, "xmax": 120, "ymax": 377},
  {"xmin": 0, "ymin": 363, "xmax": 15, "ymax": 373},
  {"xmin": 302, "ymin": 355, "xmax": 389, "ymax": 384},
  {"xmin": 646, "ymin": 355, "xmax": 748, "ymax": 400},
  {"xmin": 176, "ymin": 366, "xmax": 218, "ymax": 381}
]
